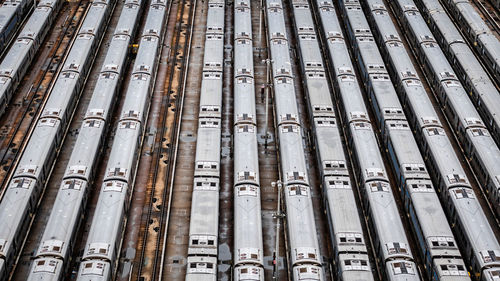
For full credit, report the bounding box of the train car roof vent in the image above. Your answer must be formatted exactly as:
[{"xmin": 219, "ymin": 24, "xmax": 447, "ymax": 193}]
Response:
[
  {"xmin": 481, "ymin": 250, "xmax": 500, "ymax": 263},
  {"xmin": 426, "ymin": 127, "xmax": 445, "ymax": 136},
  {"xmin": 438, "ymin": 263, "xmax": 467, "ymax": 276},
  {"xmin": 387, "ymin": 242, "xmax": 408, "ymax": 255},
  {"xmin": 123, "ymin": 110, "xmax": 140, "ymax": 119},
  {"xmin": 68, "ymin": 165, "xmax": 87, "ymax": 176},
  {"xmin": 403, "ymin": 5, "xmax": 418, "ymax": 12},
  {"xmin": 188, "ymin": 261, "xmax": 215, "ymax": 273},
  {"xmin": 238, "ymin": 267, "xmax": 260, "ymax": 277},
  {"xmin": 295, "ymin": 247, "xmax": 317, "ymax": 260},
  {"xmin": 385, "ymin": 34, "xmax": 400, "ymax": 41},
  {"xmin": 88, "ymin": 243, "xmax": 109, "ymax": 255},
  {"xmin": 16, "ymin": 165, "xmax": 37, "ymax": 176},
  {"xmin": 324, "ymin": 161, "xmax": 345, "ymax": 169},
  {"xmin": 104, "ymin": 181, "xmax": 125, "ymax": 192},
  {"xmin": 238, "ymin": 171, "xmax": 256, "ymax": 181},
  {"xmin": 104, "ymin": 64, "xmax": 118, "ymax": 72},
  {"xmin": 391, "ymin": 262, "xmax": 415, "ymax": 275},
  {"xmin": 369, "ymin": 181, "xmax": 389, "ymax": 192},
  {"xmin": 237, "ymin": 185, "xmax": 257, "ymax": 196},
  {"xmin": 237, "ymin": 113, "xmax": 254, "ymax": 122},
  {"xmin": 87, "ymin": 109, "xmax": 104, "ymax": 118},
  {"xmin": 403, "ymin": 164, "xmax": 425, "ymax": 173},
  {"xmin": 11, "ymin": 178, "xmax": 32, "ymax": 189},
  {"xmin": 33, "ymin": 259, "xmax": 58, "ymax": 273},
  {"xmin": 453, "ymin": 188, "xmax": 475, "ymax": 199},
  {"xmin": 471, "ymin": 128, "xmax": 489, "ymax": 137},
  {"xmin": 84, "ymin": 120, "xmax": 101, "ymax": 128},
  {"xmin": 464, "ymin": 117, "xmax": 484, "ymax": 126},
  {"xmin": 287, "ymin": 171, "xmax": 306, "ymax": 181},
  {"xmin": 100, "ymin": 72, "xmax": 116, "ymax": 79},
  {"xmin": 338, "ymin": 67, "xmax": 353, "ymax": 75},
  {"xmin": 237, "ymin": 125, "xmax": 254, "ymax": 133},
  {"xmin": 439, "ymin": 71, "xmax": 456, "ymax": 80},
  {"xmin": 0, "ymin": 69, "xmax": 12, "ymax": 76},
  {"xmin": 81, "ymin": 261, "xmax": 105, "ymax": 276},
  {"xmin": 62, "ymin": 179, "xmax": 83, "ymax": 190},
  {"xmin": 421, "ymin": 117, "xmax": 439, "ymax": 126},
  {"xmin": 327, "ymin": 178, "xmax": 350, "ymax": 189},
  {"xmin": 280, "ymin": 114, "xmax": 298, "ymax": 122},
  {"xmin": 365, "ymin": 168, "xmax": 384, "ymax": 178},
  {"xmin": 236, "ymin": 77, "xmax": 253, "ymax": 84},
  {"xmin": 40, "ymin": 239, "xmax": 63, "ymax": 254},
  {"xmin": 410, "ymin": 182, "xmax": 432, "ymax": 192},
  {"xmin": 447, "ymin": 174, "xmax": 467, "ymax": 184},
  {"xmin": 289, "ymin": 185, "xmax": 308, "ymax": 196},
  {"xmin": 343, "ymin": 258, "xmax": 369, "ymax": 271},
  {"xmin": 119, "ymin": 121, "xmax": 137, "ymax": 129},
  {"xmin": 338, "ymin": 232, "xmax": 363, "ymax": 244},
  {"xmin": 108, "ymin": 167, "xmax": 127, "ymax": 177},
  {"xmin": 428, "ymin": 236, "xmax": 456, "ymax": 248},
  {"xmin": 238, "ymin": 248, "xmax": 260, "ymax": 261},
  {"xmin": 328, "ymin": 31, "xmax": 342, "ymax": 38}
]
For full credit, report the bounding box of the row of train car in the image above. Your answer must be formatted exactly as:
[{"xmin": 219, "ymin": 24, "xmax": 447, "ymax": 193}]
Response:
[
  {"xmin": 289, "ymin": 1, "xmax": 376, "ymax": 280},
  {"xmin": 265, "ymin": 0, "xmax": 326, "ymax": 280},
  {"xmin": 411, "ymin": 0, "xmax": 500, "ymax": 149},
  {"xmin": 336, "ymin": 0, "xmax": 500, "ymax": 280},
  {"xmin": 232, "ymin": 0, "xmax": 265, "ymax": 281},
  {"xmin": 382, "ymin": 0, "xmax": 500, "ymax": 278},
  {"xmin": 0, "ymin": 0, "xmax": 32, "ymax": 52},
  {"xmin": 73, "ymin": 0, "xmax": 168, "ymax": 278},
  {"xmin": 0, "ymin": 0, "xmax": 62, "ymax": 116},
  {"xmin": 26, "ymin": 0, "xmax": 147, "ymax": 278},
  {"xmin": 407, "ymin": 0, "xmax": 500, "ymax": 220},
  {"xmin": 0, "ymin": 0, "xmax": 116, "ymax": 278},
  {"xmin": 439, "ymin": 0, "xmax": 500, "ymax": 89},
  {"xmin": 184, "ymin": 0, "xmax": 224, "ymax": 280}
]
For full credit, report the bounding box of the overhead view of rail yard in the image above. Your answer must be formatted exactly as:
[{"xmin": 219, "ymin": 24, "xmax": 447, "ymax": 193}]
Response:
[{"xmin": 1, "ymin": 0, "xmax": 500, "ymax": 280}]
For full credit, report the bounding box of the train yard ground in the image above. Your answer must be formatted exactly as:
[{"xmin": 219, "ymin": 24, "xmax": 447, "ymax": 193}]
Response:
[{"xmin": 0, "ymin": 0, "xmax": 499, "ymax": 280}]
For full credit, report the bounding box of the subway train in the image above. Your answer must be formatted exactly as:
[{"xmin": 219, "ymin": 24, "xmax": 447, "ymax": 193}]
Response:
[
  {"xmin": 439, "ymin": 0, "xmax": 500, "ymax": 89},
  {"xmin": 0, "ymin": 0, "xmax": 33, "ymax": 52},
  {"xmin": 73, "ymin": 0, "xmax": 168, "ymax": 280},
  {"xmin": 334, "ymin": 0, "xmax": 500, "ymax": 280},
  {"xmin": 324, "ymin": 0, "xmax": 473, "ymax": 280},
  {"xmin": 310, "ymin": 0, "xmax": 421, "ymax": 280},
  {"xmin": 0, "ymin": 0, "xmax": 114, "ymax": 279},
  {"xmin": 265, "ymin": 0, "xmax": 326, "ymax": 280},
  {"xmin": 386, "ymin": 0, "xmax": 500, "ymax": 279},
  {"xmin": 0, "ymin": 0, "xmax": 62, "ymax": 116},
  {"xmin": 289, "ymin": 1, "xmax": 375, "ymax": 281},
  {"xmin": 25, "ymin": 0, "xmax": 144, "ymax": 280},
  {"xmin": 412, "ymin": 0, "xmax": 500, "ymax": 149},
  {"xmin": 185, "ymin": 1, "xmax": 224, "ymax": 281},
  {"xmin": 232, "ymin": 1, "xmax": 265, "ymax": 281},
  {"xmin": 409, "ymin": 0, "xmax": 500, "ymax": 219}
]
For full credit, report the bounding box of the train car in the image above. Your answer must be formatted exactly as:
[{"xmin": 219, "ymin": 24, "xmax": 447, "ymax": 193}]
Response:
[
  {"xmin": 185, "ymin": 256, "xmax": 217, "ymax": 281},
  {"xmin": 0, "ymin": 0, "xmax": 33, "ymax": 51},
  {"xmin": 74, "ymin": 1, "xmax": 166, "ymax": 280},
  {"xmin": 186, "ymin": 1, "xmax": 224, "ymax": 280},
  {"xmin": 291, "ymin": 1, "xmax": 376, "ymax": 280},
  {"xmin": 0, "ymin": 0, "xmax": 62, "ymax": 116},
  {"xmin": 265, "ymin": 0, "xmax": 325, "ymax": 279},
  {"xmin": 372, "ymin": 0, "xmax": 500, "ymax": 279},
  {"xmin": 438, "ymin": 0, "xmax": 500, "ymax": 86}
]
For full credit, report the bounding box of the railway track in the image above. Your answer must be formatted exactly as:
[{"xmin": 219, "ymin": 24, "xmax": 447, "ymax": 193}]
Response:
[
  {"xmin": 0, "ymin": 0, "xmax": 88, "ymax": 199},
  {"xmin": 148, "ymin": 0, "xmax": 207, "ymax": 279},
  {"xmin": 473, "ymin": 0, "xmax": 500, "ymax": 35},
  {"xmin": 135, "ymin": 0, "xmax": 195, "ymax": 280}
]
